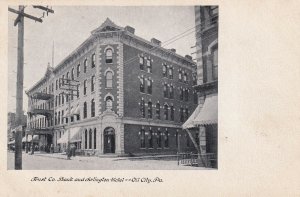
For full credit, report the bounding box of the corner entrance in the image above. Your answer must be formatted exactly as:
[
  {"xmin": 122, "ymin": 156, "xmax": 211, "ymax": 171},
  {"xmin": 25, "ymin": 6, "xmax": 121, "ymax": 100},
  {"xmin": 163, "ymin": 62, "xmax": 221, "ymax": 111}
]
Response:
[{"xmin": 104, "ymin": 127, "xmax": 115, "ymax": 154}]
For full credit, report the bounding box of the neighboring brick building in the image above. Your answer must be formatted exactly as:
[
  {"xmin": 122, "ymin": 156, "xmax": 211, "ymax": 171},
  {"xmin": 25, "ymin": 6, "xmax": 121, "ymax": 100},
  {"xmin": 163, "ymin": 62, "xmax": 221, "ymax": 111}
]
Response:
[
  {"xmin": 26, "ymin": 18, "xmax": 197, "ymax": 156},
  {"xmin": 183, "ymin": 6, "xmax": 218, "ymax": 167}
]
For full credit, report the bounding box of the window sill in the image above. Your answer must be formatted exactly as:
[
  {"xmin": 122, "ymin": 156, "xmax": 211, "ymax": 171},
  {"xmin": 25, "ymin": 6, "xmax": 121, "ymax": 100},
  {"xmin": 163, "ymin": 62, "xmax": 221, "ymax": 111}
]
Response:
[{"xmin": 105, "ymin": 87, "xmax": 113, "ymax": 90}]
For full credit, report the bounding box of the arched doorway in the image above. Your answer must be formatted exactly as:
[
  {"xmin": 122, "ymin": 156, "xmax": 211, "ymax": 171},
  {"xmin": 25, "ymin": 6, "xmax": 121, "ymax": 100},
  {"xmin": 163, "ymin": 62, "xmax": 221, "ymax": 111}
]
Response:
[{"xmin": 104, "ymin": 127, "xmax": 115, "ymax": 153}]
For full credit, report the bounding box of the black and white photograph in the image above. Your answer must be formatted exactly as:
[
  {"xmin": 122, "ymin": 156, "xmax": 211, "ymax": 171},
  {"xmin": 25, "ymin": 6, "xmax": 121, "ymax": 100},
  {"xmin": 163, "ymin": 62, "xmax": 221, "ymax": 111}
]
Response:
[{"xmin": 7, "ymin": 6, "xmax": 218, "ymax": 170}]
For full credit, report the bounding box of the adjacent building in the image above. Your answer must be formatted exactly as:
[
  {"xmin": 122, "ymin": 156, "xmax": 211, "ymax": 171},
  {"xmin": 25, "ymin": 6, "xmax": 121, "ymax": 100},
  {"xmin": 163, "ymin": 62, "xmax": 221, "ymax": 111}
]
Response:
[
  {"xmin": 26, "ymin": 18, "xmax": 198, "ymax": 156},
  {"xmin": 183, "ymin": 6, "xmax": 218, "ymax": 167}
]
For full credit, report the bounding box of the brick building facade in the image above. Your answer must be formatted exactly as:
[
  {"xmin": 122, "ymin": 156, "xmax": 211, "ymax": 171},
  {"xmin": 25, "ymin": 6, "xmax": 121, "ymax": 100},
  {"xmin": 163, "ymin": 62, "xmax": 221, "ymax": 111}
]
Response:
[{"xmin": 26, "ymin": 18, "xmax": 197, "ymax": 156}]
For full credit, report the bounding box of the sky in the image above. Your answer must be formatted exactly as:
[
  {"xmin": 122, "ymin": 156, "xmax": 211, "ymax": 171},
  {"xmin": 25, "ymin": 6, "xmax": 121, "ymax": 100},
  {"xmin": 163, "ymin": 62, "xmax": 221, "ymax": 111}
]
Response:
[{"xmin": 8, "ymin": 6, "xmax": 196, "ymax": 113}]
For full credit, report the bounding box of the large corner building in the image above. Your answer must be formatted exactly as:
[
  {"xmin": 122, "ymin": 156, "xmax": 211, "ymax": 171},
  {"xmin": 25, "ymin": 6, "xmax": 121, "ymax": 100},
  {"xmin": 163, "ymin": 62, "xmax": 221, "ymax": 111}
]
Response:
[{"xmin": 26, "ymin": 18, "xmax": 198, "ymax": 156}]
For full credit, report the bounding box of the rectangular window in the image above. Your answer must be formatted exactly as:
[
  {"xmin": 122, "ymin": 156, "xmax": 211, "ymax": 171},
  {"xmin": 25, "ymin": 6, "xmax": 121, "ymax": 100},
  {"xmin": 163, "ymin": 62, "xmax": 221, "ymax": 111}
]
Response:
[
  {"xmin": 77, "ymin": 64, "xmax": 80, "ymax": 77},
  {"xmin": 139, "ymin": 56, "xmax": 144, "ymax": 70},
  {"xmin": 83, "ymin": 80, "xmax": 87, "ymax": 95},
  {"xmin": 146, "ymin": 58, "xmax": 152, "ymax": 73},
  {"xmin": 91, "ymin": 53, "xmax": 96, "ymax": 68},
  {"xmin": 91, "ymin": 76, "xmax": 95, "ymax": 92}
]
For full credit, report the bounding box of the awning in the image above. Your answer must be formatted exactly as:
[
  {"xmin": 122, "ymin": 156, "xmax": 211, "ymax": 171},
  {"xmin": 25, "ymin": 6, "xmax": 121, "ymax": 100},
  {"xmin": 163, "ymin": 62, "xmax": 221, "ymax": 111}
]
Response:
[
  {"xmin": 57, "ymin": 127, "xmax": 82, "ymax": 144},
  {"xmin": 183, "ymin": 95, "xmax": 218, "ymax": 129},
  {"xmin": 22, "ymin": 135, "xmax": 39, "ymax": 142}
]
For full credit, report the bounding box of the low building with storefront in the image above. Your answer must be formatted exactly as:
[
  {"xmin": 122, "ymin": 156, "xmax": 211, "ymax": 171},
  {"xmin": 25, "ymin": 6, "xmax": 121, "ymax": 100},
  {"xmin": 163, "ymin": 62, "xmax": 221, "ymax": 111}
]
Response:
[{"xmin": 25, "ymin": 18, "xmax": 198, "ymax": 156}]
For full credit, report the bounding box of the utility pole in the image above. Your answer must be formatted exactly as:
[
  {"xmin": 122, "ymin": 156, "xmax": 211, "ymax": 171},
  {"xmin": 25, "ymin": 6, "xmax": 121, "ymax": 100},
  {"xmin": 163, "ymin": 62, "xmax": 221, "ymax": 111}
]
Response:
[
  {"xmin": 8, "ymin": 5, "xmax": 54, "ymax": 170},
  {"xmin": 60, "ymin": 78, "xmax": 79, "ymax": 159}
]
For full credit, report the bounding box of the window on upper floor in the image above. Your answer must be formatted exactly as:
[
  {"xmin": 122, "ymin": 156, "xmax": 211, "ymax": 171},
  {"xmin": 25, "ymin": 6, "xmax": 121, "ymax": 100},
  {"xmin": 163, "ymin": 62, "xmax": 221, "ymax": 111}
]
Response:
[
  {"xmin": 148, "ymin": 101, "xmax": 152, "ymax": 119},
  {"xmin": 66, "ymin": 72, "xmax": 69, "ymax": 80},
  {"xmin": 183, "ymin": 72, "xmax": 188, "ymax": 83},
  {"xmin": 84, "ymin": 59, "xmax": 87, "ymax": 73},
  {"xmin": 168, "ymin": 67, "xmax": 173, "ymax": 79},
  {"xmin": 76, "ymin": 85, "xmax": 79, "ymax": 98},
  {"xmin": 164, "ymin": 104, "xmax": 169, "ymax": 120},
  {"xmin": 162, "ymin": 64, "xmax": 167, "ymax": 77},
  {"xmin": 105, "ymin": 96, "xmax": 113, "ymax": 110},
  {"xmin": 146, "ymin": 58, "xmax": 152, "ymax": 73},
  {"xmin": 106, "ymin": 71, "xmax": 113, "ymax": 88},
  {"xmin": 58, "ymin": 111, "xmax": 61, "ymax": 124},
  {"xmin": 147, "ymin": 78, "xmax": 152, "ymax": 94},
  {"xmin": 163, "ymin": 84, "xmax": 168, "ymax": 98},
  {"xmin": 185, "ymin": 107, "xmax": 189, "ymax": 121},
  {"xmin": 193, "ymin": 91, "xmax": 198, "ymax": 104},
  {"xmin": 105, "ymin": 49, "xmax": 113, "ymax": 63},
  {"xmin": 139, "ymin": 56, "xmax": 144, "ymax": 70},
  {"xmin": 169, "ymin": 85, "xmax": 174, "ymax": 99},
  {"xmin": 180, "ymin": 87, "xmax": 184, "ymax": 100},
  {"xmin": 91, "ymin": 75, "xmax": 95, "ymax": 92},
  {"xmin": 179, "ymin": 70, "xmax": 182, "ymax": 82},
  {"xmin": 62, "ymin": 75, "xmax": 65, "ymax": 86},
  {"xmin": 77, "ymin": 64, "xmax": 80, "ymax": 77},
  {"xmin": 83, "ymin": 102, "xmax": 87, "ymax": 119},
  {"xmin": 212, "ymin": 48, "xmax": 218, "ymax": 80},
  {"xmin": 61, "ymin": 110, "xmax": 64, "ymax": 124},
  {"xmin": 140, "ymin": 99, "xmax": 145, "ymax": 118},
  {"xmin": 192, "ymin": 73, "xmax": 197, "ymax": 85},
  {"xmin": 185, "ymin": 89, "xmax": 189, "ymax": 101},
  {"xmin": 61, "ymin": 93, "xmax": 64, "ymax": 105},
  {"xmin": 91, "ymin": 53, "xmax": 96, "ymax": 68},
  {"xmin": 180, "ymin": 107, "xmax": 184, "ymax": 122},
  {"xmin": 156, "ymin": 103, "xmax": 160, "ymax": 119},
  {"xmin": 91, "ymin": 99, "xmax": 95, "ymax": 117},
  {"xmin": 83, "ymin": 80, "xmax": 87, "ymax": 95},
  {"xmin": 140, "ymin": 76, "xmax": 145, "ymax": 93}
]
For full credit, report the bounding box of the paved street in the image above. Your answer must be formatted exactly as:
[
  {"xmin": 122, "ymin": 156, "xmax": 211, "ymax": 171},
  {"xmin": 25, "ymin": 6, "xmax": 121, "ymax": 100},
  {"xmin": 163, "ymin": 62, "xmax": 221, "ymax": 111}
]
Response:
[{"xmin": 7, "ymin": 152, "xmax": 207, "ymax": 170}]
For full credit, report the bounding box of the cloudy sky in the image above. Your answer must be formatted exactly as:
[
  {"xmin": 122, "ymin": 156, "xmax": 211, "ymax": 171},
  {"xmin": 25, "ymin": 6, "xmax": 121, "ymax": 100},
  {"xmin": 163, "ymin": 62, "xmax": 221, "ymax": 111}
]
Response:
[{"xmin": 8, "ymin": 6, "xmax": 196, "ymax": 113}]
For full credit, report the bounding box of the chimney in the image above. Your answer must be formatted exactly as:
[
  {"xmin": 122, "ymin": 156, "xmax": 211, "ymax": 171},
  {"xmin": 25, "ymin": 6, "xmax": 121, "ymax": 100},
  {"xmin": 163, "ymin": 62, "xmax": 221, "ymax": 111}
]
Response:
[
  {"xmin": 185, "ymin": 55, "xmax": 192, "ymax": 60},
  {"xmin": 125, "ymin": 26, "xmax": 135, "ymax": 34},
  {"xmin": 151, "ymin": 38, "xmax": 161, "ymax": 46},
  {"xmin": 170, "ymin": 48, "xmax": 176, "ymax": 53}
]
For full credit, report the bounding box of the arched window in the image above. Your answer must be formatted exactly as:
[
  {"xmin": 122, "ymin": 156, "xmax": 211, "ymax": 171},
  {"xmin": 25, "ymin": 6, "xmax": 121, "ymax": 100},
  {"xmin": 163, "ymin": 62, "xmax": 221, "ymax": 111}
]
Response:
[
  {"xmin": 165, "ymin": 131, "xmax": 169, "ymax": 148},
  {"xmin": 84, "ymin": 59, "xmax": 87, "ymax": 73},
  {"xmin": 91, "ymin": 99, "xmax": 95, "ymax": 117},
  {"xmin": 170, "ymin": 105, "xmax": 175, "ymax": 121},
  {"xmin": 148, "ymin": 129, "xmax": 153, "ymax": 148},
  {"xmin": 77, "ymin": 64, "xmax": 80, "ymax": 77},
  {"xmin": 91, "ymin": 75, "xmax": 95, "ymax": 92},
  {"xmin": 148, "ymin": 101, "xmax": 152, "ymax": 119},
  {"xmin": 106, "ymin": 71, "xmax": 113, "ymax": 88},
  {"xmin": 89, "ymin": 129, "xmax": 92, "ymax": 149},
  {"xmin": 91, "ymin": 53, "xmax": 96, "ymax": 68},
  {"xmin": 157, "ymin": 131, "xmax": 162, "ymax": 148},
  {"xmin": 106, "ymin": 96, "xmax": 113, "ymax": 110},
  {"xmin": 62, "ymin": 93, "xmax": 64, "ymax": 104},
  {"xmin": 147, "ymin": 78, "xmax": 152, "ymax": 94},
  {"xmin": 156, "ymin": 103, "xmax": 160, "ymax": 119},
  {"xmin": 62, "ymin": 75, "xmax": 65, "ymax": 86},
  {"xmin": 83, "ymin": 80, "xmax": 87, "ymax": 95},
  {"xmin": 58, "ymin": 111, "xmax": 61, "ymax": 124},
  {"xmin": 162, "ymin": 64, "xmax": 167, "ymax": 77},
  {"xmin": 83, "ymin": 102, "xmax": 87, "ymax": 119},
  {"xmin": 84, "ymin": 129, "xmax": 88, "ymax": 149},
  {"xmin": 140, "ymin": 99, "xmax": 145, "ymax": 118},
  {"xmin": 66, "ymin": 72, "xmax": 69, "ymax": 80},
  {"xmin": 140, "ymin": 76, "xmax": 145, "ymax": 93},
  {"xmin": 105, "ymin": 49, "xmax": 113, "ymax": 63},
  {"xmin": 94, "ymin": 128, "xmax": 97, "ymax": 149},
  {"xmin": 140, "ymin": 129, "xmax": 145, "ymax": 148},
  {"xmin": 164, "ymin": 104, "xmax": 169, "ymax": 120}
]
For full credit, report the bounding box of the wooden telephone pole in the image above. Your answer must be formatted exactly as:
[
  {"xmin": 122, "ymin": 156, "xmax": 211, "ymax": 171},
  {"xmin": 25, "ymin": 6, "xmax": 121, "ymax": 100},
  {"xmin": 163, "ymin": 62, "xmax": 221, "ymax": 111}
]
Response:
[{"xmin": 8, "ymin": 5, "xmax": 54, "ymax": 170}]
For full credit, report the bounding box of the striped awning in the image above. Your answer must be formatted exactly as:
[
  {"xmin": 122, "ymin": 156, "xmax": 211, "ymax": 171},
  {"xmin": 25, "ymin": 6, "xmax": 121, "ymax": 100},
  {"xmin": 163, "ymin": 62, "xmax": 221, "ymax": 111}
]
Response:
[
  {"xmin": 183, "ymin": 95, "xmax": 218, "ymax": 129},
  {"xmin": 57, "ymin": 127, "xmax": 82, "ymax": 144},
  {"xmin": 22, "ymin": 135, "xmax": 39, "ymax": 142}
]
